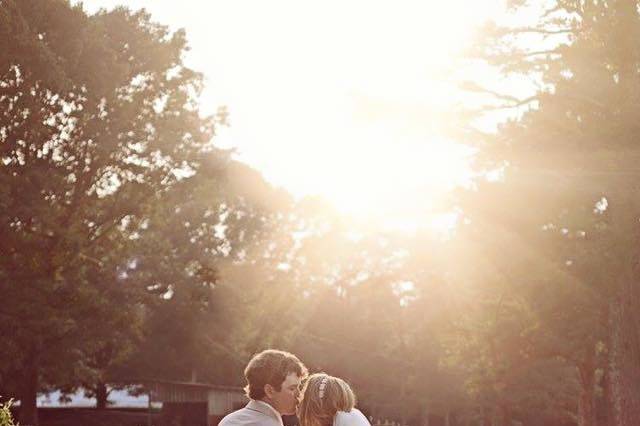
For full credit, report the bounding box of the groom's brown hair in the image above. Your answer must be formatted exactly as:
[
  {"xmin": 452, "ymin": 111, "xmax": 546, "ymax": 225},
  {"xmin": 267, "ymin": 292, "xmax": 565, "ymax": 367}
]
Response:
[{"xmin": 244, "ymin": 349, "xmax": 308, "ymax": 399}]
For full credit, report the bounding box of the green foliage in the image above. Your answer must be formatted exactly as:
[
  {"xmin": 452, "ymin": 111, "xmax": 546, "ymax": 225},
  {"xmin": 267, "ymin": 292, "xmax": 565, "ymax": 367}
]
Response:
[
  {"xmin": 0, "ymin": 400, "xmax": 16, "ymax": 426},
  {"xmin": 0, "ymin": 0, "xmax": 224, "ymax": 421}
]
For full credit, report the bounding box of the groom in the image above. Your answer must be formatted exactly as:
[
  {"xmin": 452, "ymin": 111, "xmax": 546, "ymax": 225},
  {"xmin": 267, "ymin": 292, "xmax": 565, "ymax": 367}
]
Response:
[{"xmin": 220, "ymin": 349, "xmax": 308, "ymax": 426}]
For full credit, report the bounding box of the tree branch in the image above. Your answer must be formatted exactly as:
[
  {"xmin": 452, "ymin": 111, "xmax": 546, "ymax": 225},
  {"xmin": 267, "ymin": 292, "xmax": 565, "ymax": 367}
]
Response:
[
  {"xmin": 503, "ymin": 27, "xmax": 573, "ymax": 36},
  {"xmin": 460, "ymin": 81, "xmax": 539, "ymax": 109},
  {"xmin": 518, "ymin": 48, "xmax": 564, "ymax": 58},
  {"xmin": 478, "ymin": 96, "xmax": 539, "ymax": 111}
]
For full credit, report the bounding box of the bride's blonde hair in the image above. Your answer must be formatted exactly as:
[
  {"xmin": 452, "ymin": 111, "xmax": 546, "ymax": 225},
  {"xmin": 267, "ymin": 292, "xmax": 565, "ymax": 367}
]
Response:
[{"xmin": 298, "ymin": 373, "xmax": 356, "ymax": 426}]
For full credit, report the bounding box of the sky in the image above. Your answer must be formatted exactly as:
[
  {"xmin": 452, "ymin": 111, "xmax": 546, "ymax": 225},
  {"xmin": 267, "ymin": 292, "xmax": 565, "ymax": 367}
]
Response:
[
  {"xmin": 75, "ymin": 0, "xmax": 508, "ymax": 227},
  {"xmin": 37, "ymin": 388, "xmax": 152, "ymax": 408}
]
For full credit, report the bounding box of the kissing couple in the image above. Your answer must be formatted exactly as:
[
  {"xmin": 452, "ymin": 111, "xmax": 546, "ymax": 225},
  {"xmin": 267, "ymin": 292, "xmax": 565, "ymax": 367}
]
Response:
[{"xmin": 220, "ymin": 349, "xmax": 371, "ymax": 426}]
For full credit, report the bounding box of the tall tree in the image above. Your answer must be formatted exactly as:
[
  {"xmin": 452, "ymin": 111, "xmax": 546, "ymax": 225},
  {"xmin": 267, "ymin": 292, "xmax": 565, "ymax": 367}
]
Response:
[
  {"xmin": 0, "ymin": 1, "xmax": 222, "ymax": 423},
  {"xmin": 459, "ymin": 0, "xmax": 640, "ymax": 424}
]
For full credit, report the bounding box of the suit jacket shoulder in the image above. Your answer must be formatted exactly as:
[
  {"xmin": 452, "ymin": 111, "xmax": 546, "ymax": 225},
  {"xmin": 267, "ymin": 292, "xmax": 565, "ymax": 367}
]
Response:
[{"xmin": 219, "ymin": 401, "xmax": 282, "ymax": 426}]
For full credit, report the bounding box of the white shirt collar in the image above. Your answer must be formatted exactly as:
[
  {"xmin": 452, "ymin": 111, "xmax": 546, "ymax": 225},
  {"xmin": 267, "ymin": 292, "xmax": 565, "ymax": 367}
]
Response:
[{"xmin": 253, "ymin": 399, "xmax": 284, "ymax": 426}]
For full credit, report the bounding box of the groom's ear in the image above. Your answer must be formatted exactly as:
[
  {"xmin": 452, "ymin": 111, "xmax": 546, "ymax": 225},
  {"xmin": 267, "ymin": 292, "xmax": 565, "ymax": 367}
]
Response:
[{"xmin": 264, "ymin": 383, "xmax": 275, "ymax": 398}]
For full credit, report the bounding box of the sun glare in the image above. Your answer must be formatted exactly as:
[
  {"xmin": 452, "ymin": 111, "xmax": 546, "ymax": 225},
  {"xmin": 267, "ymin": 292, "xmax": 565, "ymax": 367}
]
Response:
[
  {"xmin": 78, "ymin": 0, "xmax": 506, "ymax": 232},
  {"xmin": 312, "ymin": 128, "xmax": 474, "ymax": 222},
  {"xmin": 203, "ymin": 0, "xmax": 500, "ymax": 231}
]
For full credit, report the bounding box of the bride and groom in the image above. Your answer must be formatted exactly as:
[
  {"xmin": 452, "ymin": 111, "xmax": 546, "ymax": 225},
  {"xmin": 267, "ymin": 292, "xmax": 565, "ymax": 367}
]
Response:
[{"xmin": 220, "ymin": 349, "xmax": 371, "ymax": 426}]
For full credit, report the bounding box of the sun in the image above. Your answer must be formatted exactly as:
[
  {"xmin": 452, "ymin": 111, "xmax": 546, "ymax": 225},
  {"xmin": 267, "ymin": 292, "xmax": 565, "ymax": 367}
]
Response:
[
  {"xmin": 332, "ymin": 137, "xmax": 465, "ymax": 209},
  {"xmin": 76, "ymin": 0, "xmax": 504, "ymax": 232},
  {"xmin": 272, "ymin": 118, "xmax": 473, "ymax": 232},
  {"xmin": 186, "ymin": 0, "xmax": 497, "ymax": 232}
]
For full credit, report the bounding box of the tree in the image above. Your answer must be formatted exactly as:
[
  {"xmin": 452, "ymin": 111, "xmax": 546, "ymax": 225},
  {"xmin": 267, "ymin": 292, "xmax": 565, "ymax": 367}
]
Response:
[
  {"xmin": 108, "ymin": 157, "xmax": 315, "ymax": 389},
  {"xmin": 0, "ymin": 1, "xmax": 222, "ymax": 423},
  {"xmin": 458, "ymin": 1, "xmax": 640, "ymax": 424}
]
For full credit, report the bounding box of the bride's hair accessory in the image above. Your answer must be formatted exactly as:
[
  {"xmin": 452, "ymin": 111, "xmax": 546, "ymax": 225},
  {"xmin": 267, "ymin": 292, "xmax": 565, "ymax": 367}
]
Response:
[{"xmin": 318, "ymin": 376, "xmax": 329, "ymax": 399}]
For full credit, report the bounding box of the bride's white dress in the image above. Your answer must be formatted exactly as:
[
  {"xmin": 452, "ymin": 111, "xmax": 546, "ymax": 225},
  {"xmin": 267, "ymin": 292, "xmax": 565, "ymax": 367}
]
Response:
[{"xmin": 333, "ymin": 409, "xmax": 371, "ymax": 426}]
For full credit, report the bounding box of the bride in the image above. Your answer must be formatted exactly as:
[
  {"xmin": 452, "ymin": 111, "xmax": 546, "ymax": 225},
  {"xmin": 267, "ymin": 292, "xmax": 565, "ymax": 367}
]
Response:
[{"xmin": 298, "ymin": 373, "xmax": 371, "ymax": 426}]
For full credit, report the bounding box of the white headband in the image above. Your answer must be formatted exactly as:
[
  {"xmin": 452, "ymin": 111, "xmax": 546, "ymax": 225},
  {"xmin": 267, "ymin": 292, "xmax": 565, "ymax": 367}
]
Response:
[{"xmin": 318, "ymin": 376, "xmax": 329, "ymax": 399}]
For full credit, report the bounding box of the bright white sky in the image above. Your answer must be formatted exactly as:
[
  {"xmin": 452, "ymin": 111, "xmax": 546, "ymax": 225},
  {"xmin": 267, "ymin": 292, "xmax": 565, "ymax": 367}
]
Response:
[{"xmin": 76, "ymin": 0, "xmax": 508, "ymax": 228}]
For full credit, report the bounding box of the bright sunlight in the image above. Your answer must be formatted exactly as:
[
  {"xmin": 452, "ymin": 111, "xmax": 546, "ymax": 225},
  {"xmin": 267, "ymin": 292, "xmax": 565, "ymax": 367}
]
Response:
[{"xmin": 78, "ymin": 0, "xmax": 506, "ymax": 230}]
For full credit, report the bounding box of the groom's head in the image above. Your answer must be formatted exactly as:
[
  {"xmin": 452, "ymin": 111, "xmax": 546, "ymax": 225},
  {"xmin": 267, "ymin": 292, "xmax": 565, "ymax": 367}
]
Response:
[{"xmin": 244, "ymin": 349, "xmax": 308, "ymax": 415}]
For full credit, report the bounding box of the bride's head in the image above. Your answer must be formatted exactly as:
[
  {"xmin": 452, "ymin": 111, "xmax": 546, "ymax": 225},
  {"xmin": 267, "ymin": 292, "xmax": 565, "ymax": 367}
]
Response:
[{"xmin": 298, "ymin": 373, "xmax": 356, "ymax": 426}]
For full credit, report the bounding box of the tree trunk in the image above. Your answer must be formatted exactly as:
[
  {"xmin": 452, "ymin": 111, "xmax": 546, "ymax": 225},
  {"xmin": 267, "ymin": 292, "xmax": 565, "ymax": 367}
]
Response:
[
  {"xmin": 481, "ymin": 407, "xmax": 491, "ymax": 426},
  {"xmin": 399, "ymin": 380, "xmax": 407, "ymax": 426},
  {"xmin": 577, "ymin": 361, "xmax": 597, "ymax": 426},
  {"xmin": 603, "ymin": 367, "xmax": 613, "ymax": 426},
  {"xmin": 421, "ymin": 405, "xmax": 429, "ymax": 426},
  {"xmin": 500, "ymin": 405, "xmax": 511, "ymax": 426},
  {"xmin": 18, "ymin": 353, "xmax": 39, "ymax": 426},
  {"xmin": 608, "ymin": 279, "xmax": 640, "ymax": 426},
  {"xmin": 95, "ymin": 382, "xmax": 108, "ymax": 409}
]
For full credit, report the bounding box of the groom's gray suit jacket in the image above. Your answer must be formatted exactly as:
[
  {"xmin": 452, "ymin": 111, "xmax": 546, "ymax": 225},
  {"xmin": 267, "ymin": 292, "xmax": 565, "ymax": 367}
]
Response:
[{"xmin": 219, "ymin": 400, "xmax": 282, "ymax": 426}]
